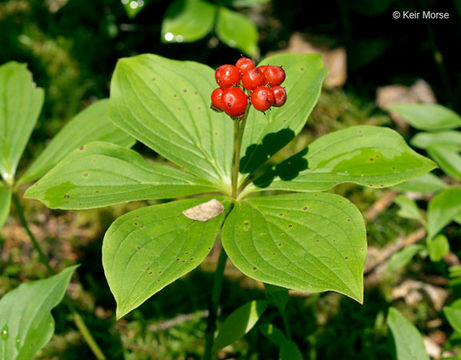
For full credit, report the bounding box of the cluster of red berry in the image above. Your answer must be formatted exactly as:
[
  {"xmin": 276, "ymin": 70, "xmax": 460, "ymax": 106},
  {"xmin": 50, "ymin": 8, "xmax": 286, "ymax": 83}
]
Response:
[{"xmin": 211, "ymin": 57, "xmax": 287, "ymax": 119}]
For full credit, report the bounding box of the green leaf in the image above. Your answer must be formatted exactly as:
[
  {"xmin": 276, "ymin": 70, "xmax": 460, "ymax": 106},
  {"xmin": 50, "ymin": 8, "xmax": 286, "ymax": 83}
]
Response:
[
  {"xmin": 279, "ymin": 340, "xmax": 303, "ymax": 360},
  {"xmin": 411, "ymin": 131, "xmax": 461, "ymax": 150},
  {"xmin": 110, "ymin": 54, "xmax": 233, "ymax": 186},
  {"xmin": 24, "ymin": 142, "xmax": 219, "ymax": 210},
  {"xmin": 387, "ymin": 307, "xmax": 429, "ymax": 360},
  {"xmin": 427, "ymin": 234, "xmax": 449, "ymax": 262},
  {"xmin": 19, "ymin": 99, "xmax": 134, "ymax": 185},
  {"xmin": 387, "ymin": 104, "xmax": 461, "ymax": 131},
  {"xmin": 0, "ymin": 183, "xmax": 11, "ymax": 228},
  {"xmin": 215, "ymin": 7, "xmax": 258, "ymax": 57},
  {"xmin": 0, "ymin": 62, "xmax": 44, "ymax": 183},
  {"xmin": 161, "ymin": 0, "xmax": 216, "ymax": 43},
  {"xmin": 427, "ymin": 145, "xmax": 461, "ymax": 180},
  {"xmin": 427, "ymin": 187, "xmax": 461, "ymax": 239},
  {"xmin": 213, "ymin": 300, "xmax": 268, "ymax": 352},
  {"xmin": 240, "ymin": 54, "xmax": 327, "ymax": 181},
  {"xmin": 265, "ymin": 283, "xmax": 289, "ymax": 313},
  {"xmin": 392, "ymin": 173, "xmax": 447, "ymax": 194},
  {"xmin": 0, "ymin": 266, "xmax": 76, "ymax": 360},
  {"xmin": 122, "ymin": 0, "xmax": 149, "ymax": 19},
  {"xmin": 444, "ymin": 299, "xmax": 461, "ymax": 334},
  {"xmin": 259, "ymin": 323, "xmax": 286, "ymax": 347},
  {"xmin": 394, "ymin": 195, "xmax": 422, "ymax": 221},
  {"xmin": 222, "ymin": 193, "xmax": 366, "ymax": 303},
  {"xmin": 102, "ymin": 197, "xmax": 230, "ymax": 318},
  {"xmin": 231, "ymin": 0, "xmax": 270, "ymax": 6},
  {"xmin": 387, "ymin": 245, "xmax": 424, "ymax": 273},
  {"xmin": 250, "ymin": 126, "xmax": 436, "ymax": 193}
]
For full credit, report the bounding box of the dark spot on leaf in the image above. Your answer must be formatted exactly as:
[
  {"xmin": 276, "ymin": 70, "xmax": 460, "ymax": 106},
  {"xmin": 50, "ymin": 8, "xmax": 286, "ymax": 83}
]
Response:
[
  {"xmin": 183, "ymin": 89, "xmax": 187, "ymax": 93},
  {"xmin": 288, "ymin": 224, "xmax": 293, "ymax": 228},
  {"xmin": 176, "ymin": 258, "xmax": 180, "ymax": 261},
  {"xmin": 253, "ymin": 266, "xmax": 257, "ymax": 270},
  {"xmin": 185, "ymin": 251, "xmax": 189, "ymax": 255},
  {"xmin": 380, "ymin": 184, "xmax": 384, "ymax": 187},
  {"xmin": 300, "ymin": 67, "xmax": 304, "ymax": 71},
  {"xmin": 182, "ymin": 260, "xmax": 186, "ymax": 263},
  {"xmin": 83, "ymin": 173, "xmax": 88, "ymax": 177},
  {"xmin": 134, "ymin": 222, "xmax": 138, "ymax": 226},
  {"xmin": 315, "ymin": 239, "xmax": 319, "ymax": 242},
  {"xmin": 214, "ymin": 132, "xmax": 218, "ymax": 136},
  {"xmin": 79, "ymin": 146, "xmax": 84, "ymax": 150},
  {"xmin": 370, "ymin": 158, "xmax": 374, "ymax": 161},
  {"xmin": 64, "ymin": 194, "xmax": 70, "ymax": 199},
  {"xmin": 140, "ymin": 225, "xmax": 144, "ymax": 229},
  {"xmin": 207, "ymin": 247, "xmax": 211, "ymax": 250},
  {"xmin": 344, "ymin": 256, "xmax": 349, "ymax": 260},
  {"xmin": 152, "ymin": 77, "xmax": 156, "ymax": 81},
  {"xmin": 149, "ymin": 271, "xmax": 153, "ymax": 274},
  {"xmin": 197, "ymin": 106, "xmax": 201, "ymax": 110},
  {"xmin": 279, "ymin": 213, "xmax": 283, "ymax": 217},
  {"xmin": 347, "ymin": 218, "xmax": 351, "ymax": 222},
  {"xmin": 278, "ymin": 243, "xmax": 282, "ymax": 247},
  {"xmin": 173, "ymin": 94, "xmax": 177, "ymax": 98},
  {"xmin": 158, "ymin": 271, "xmax": 162, "ymax": 274},
  {"xmin": 303, "ymin": 206, "xmax": 307, "ymax": 210},
  {"xmin": 392, "ymin": 167, "xmax": 396, "ymax": 170},
  {"xmin": 194, "ymin": 91, "xmax": 198, "ymax": 95},
  {"xmin": 244, "ymin": 221, "xmax": 249, "ymax": 225},
  {"xmin": 190, "ymin": 257, "xmax": 194, "ymax": 261},
  {"xmin": 136, "ymin": 246, "xmax": 141, "ymax": 250}
]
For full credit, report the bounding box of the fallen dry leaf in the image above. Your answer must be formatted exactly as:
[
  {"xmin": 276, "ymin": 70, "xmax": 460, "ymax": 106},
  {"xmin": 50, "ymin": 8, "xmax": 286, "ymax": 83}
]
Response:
[{"xmin": 182, "ymin": 199, "xmax": 224, "ymax": 222}]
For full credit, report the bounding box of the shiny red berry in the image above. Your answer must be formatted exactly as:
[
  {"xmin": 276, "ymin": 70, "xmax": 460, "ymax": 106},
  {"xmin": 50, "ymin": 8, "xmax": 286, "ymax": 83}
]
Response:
[
  {"xmin": 251, "ymin": 86, "xmax": 275, "ymax": 112},
  {"xmin": 257, "ymin": 65, "xmax": 269, "ymax": 75},
  {"xmin": 264, "ymin": 66, "xmax": 285, "ymax": 86},
  {"xmin": 235, "ymin": 57, "xmax": 255, "ymax": 75},
  {"xmin": 211, "ymin": 88, "xmax": 224, "ymax": 111},
  {"xmin": 241, "ymin": 68, "xmax": 265, "ymax": 90},
  {"xmin": 222, "ymin": 87, "xmax": 248, "ymax": 117},
  {"xmin": 215, "ymin": 64, "xmax": 240, "ymax": 88},
  {"xmin": 271, "ymin": 86, "xmax": 287, "ymax": 107}
]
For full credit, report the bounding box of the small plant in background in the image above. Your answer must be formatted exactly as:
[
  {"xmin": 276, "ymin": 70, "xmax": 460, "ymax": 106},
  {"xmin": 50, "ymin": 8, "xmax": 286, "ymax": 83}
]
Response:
[
  {"xmin": 21, "ymin": 51, "xmax": 436, "ymax": 358},
  {"xmin": 122, "ymin": 0, "xmax": 263, "ymax": 57},
  {"xmin": 381, "ymin": 104, "xmax": 461, "ymax": 358},
  {"xmin": 0, "ymin": 61, "xmax": 134, "ymax": 359}
]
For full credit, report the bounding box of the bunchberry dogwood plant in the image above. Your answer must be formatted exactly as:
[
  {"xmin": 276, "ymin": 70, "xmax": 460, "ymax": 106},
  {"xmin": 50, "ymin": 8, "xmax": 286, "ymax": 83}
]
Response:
[{"xmin": 25, "ymin": 53, "xmax": 436, "ymax": 357}]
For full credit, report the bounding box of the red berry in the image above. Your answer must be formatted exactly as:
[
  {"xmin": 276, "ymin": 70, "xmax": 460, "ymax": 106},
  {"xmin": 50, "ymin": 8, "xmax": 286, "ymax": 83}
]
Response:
[
  {"xmin": 222, "ymin": 87, "xmax": 248, "ymax": 117},
  {"xmin": 211, "ymin": 88, "xmax": 224, "ymax": 111},
  {"xmin": 257, "ymin": 65, "xmax": 269, "ymax": 75},
  {"xmin": 241, "ymin": 68, "xmax": 265, "ymax": 90},
  {"xmin": 271, "ymin": 86, "xmax": 287, "ymax": 107},
  {"xmin": 251, "ymin": 86, "xmax": 275, "ymax": 112},
  {"xmin": 235, "ymin": 57, "xmax": 255, "ymax": 75},
  {"xmin": 215, "ymin": 64, "xmax": 240, "ymax": 88},
  {"xmin": 264, "ymin": 66, "xmax": 285, "ymax": 86}
]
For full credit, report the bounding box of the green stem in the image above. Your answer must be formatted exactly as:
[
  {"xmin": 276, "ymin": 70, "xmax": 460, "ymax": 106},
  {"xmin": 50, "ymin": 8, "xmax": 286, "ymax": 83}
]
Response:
[
  {"xmin": 12, "ymin": 193, "xmax": 54, "ymax": 275},
  {"xmin": 231, "ymin": 115, "xmax": 248, "ymax": 199},
  {"xmin": 203, "ymin": 245, "xmax": 228, "ymax": 360},
  {"xmin": 231, "ymin": 120, "xmax": 241, "ymax": 199},
  {"xmin": 12, "ymin": 192, "xmax": 106, "ymax": 360}
]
